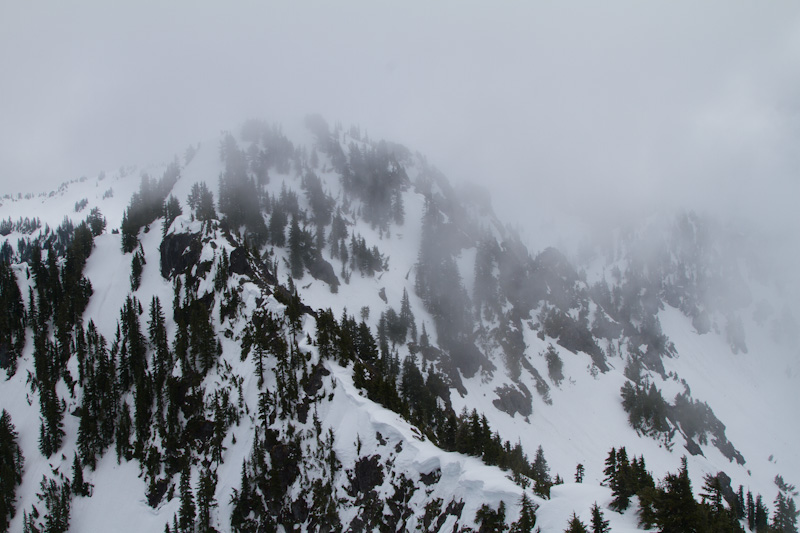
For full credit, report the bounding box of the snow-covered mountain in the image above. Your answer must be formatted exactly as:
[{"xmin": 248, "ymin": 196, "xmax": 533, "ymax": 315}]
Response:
[{"xmin": 0, "ymin": 116, "xmax": 797, "ymax": 532}]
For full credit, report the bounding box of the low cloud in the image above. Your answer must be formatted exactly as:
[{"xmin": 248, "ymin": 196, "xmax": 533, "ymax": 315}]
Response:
[{"xmin": 1, "ymin": 1, "xmax": 798, "ymax": 258}]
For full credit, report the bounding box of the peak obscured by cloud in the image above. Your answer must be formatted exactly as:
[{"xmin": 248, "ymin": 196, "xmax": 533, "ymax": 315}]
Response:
[{"xmin": 1, "ymin": 1, "xmax": 798, "ymax": 254}]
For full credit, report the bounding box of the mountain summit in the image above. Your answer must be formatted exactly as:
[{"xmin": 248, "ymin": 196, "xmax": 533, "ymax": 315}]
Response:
[{"xmin": 0, "ymin": 116, "xmax": 797, "ymax": 532}]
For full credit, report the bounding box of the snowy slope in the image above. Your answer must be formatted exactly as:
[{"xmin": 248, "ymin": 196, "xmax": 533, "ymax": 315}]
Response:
[{"xmin": 1, "ymin": 118, "xmax": 797, "ymax": 532}]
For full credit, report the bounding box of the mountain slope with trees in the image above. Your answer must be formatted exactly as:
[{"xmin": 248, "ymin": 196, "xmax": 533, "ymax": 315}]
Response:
[{"xmin": 0, "ymin": 116, "xmax": 797, "ymax": 532}]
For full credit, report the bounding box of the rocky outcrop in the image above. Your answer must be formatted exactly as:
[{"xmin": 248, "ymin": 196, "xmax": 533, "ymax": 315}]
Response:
[{"xmin": 160, "ymin": 231, "xmax": 202, "ymax": 279}]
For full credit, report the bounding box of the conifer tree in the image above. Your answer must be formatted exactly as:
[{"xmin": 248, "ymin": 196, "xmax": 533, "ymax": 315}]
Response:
[
  {"xmin": 268, "ymin": 203, "xmax": 287, "ymax": 247},
  {"xmin": 590, "ymin": 503, "xmax": 610, "ymax": 533},
  {"xmin": 533, "ymin": 446, "xmax": 552, "ymax": 498},
  {"xmin": 546, "ymin": 345, "xmax": 564, "ymax": 386},
  {"xmin": 149, "ymin": 296, "xmax": 171, "ymax": 420},
  {"xmin": 700, "ymin": 474, "xmax": 724, "ymax": 514},
  {"xmin": 188, "ymin": 182, "xmax": 217, "ymax": 221},
  {"xmin": 420, "ymin": 323, "xmax": 429, "ymax": 348},
  {"xmin": 71, "ymin": 454, "xmax": 88, "ymax": 497},
  {"xmin": 130, "ymin": 249, "xmax": 145, "ymax": 291},
  {"xmin": 736, "ymin": 486, "xmax": 746, "ymax": 520},
  {"xmin": 565, "ymin": 512, "xmax": 588, "ymax": 533},
  {"xmin": 603, "ymin": 448, "xmax": 617, "ymax": 487},
  {"xmin": 37, "ymin": 476, "xmax": 72, "ymax": 533},
  {"xmin": 179, "ymin": 466, "xmax": 195, "ymax": 533},
  {"xmin": 610, "ymin": 447, "xmax": 633, "ymax": 511},
  {"xmin": 116, "ymin": 402, "xmax": 133, "ymax": 462},
  {"xmin": 0, "ymin": 257, "xmax": 26, "ymax": 375},
  {"xmin": 755, "ymin": 494, "xmax": 770, "ymax": 532},
  {"xmin": 771, "ymin": 495, "xmax": 799, "ymax": 533},
  {"xmin": 0, "ymin": 410, "xmax": 24, "ymax": 531},
  {"xmin": 510, "ymin": 493, "xmax": 537, "ymax": 533},
  {"xmin": 575, "ymin": 463, "xmax": 585, "ymax": 483},
  {"xmin": 196, "ymin": 466, "xmax": 218, "ymax": 533},
  {"xmin": 87, "ymin": 206, "xmax": 107, "ymax": 236},
  {"xmin": 38, "ymin": 380, "xmax": 65, "ymax": 457},
  {"xmin": 653, "ymin": 457, "xmax": 699, "ymax": 532},
  {"xmin": 162, "ymin": 195, "xmax": 183, "ymax": 236},
  {"xmin": 289, "ymin": 216, "xmax": 304, "ymax": 279},
  {"xmin": 392, "ymin": 189, "xmax": 405, "ymax": 225},
  {"xmin": 475, "ymin": 501, "xmax": 507, "ymax": 533}
]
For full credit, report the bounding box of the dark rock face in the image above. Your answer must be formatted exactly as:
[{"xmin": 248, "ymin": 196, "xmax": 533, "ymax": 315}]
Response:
[
  {"xmin": 298, "ymin": 362, "xmax": 330, "ymax": 423},
  {"xmin": 531, "ymin": 247, "xmax": 581, "ymax": 310},
  {"xmin": 160, "ymin": 231, "xmax": 202, "ymax": 279},
  {"xmin": 147, "ymin": 478, "xmax": 170, "ymax": 509},
  {"xmin": 272, "ymin": 285, "xmax": 316, "ymax": 317},
  {"xmin": 446, "ymin": 340, "xmax": 495, "ymax": 379},
  {"xmin": 0, "ymin": 344, "xmax": 10, "ymax": 369},
  {"xmin": 492, "ymin": 384, "xmax": 533, "ymax": 418},
  {"xmin": 349, "ymin": 455, "xmax": 384, "ymax": 495},
  {"xmin": 431, "ymin": 499, "xmax": 465, "ymax": 532},
  {"xmin": 269, "ymin": 442, "xmax": 302, "ymax": 500},
  {"xmin": 228, "ymin": 246, "xmax": 252, "ymax": 277},
  {"xmin": 302, "ymin": 362, "xmax": 330, "ymax": 398},
  {"xmin": 305, "ymin": 254, "xmax": 339, "ymax": 291},
  {"xmin": 420, "ymin": 468, "xmax": 441, "ymax": 486},
  {"xmin": 684, "ymin": 437, "xmax": 704, "ymax": 457}
]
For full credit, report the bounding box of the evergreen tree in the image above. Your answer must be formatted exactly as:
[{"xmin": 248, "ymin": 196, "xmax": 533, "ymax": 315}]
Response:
[
  {"xmin": 533, "ymin": 445, "xmax": 552, "ymax": 498},
  {"xmin": 603, "ymin": 448, "xmax": 617, "ymax": 487},
  {"xmin": 700, "ymin": 473, "xmax": 724, "ymax": 514},
  {"xmin": 289, "ymin": 216, "xmax": 304, "ymax": 279},
  {"xmin": 121, "ymin": 170, "xmax": 177, "ymax": 253},
  {"xmin": 420, "ymin": 323, "xmax": 430, "ymax": 348},
  {"xmin": 196, "ymin": 466, "xmax": 218, "ymax": 533},
  {"xmin": 188, "ymin": 182, "xmax": 217, "ymax": 221},
  {"xmin": 86, "ymin": 206, "xmax": 107, "ymax": 236},
  {"xmin": 162, "ymin": 195, "xmax": 183, "ymax": 236},
  {"xmin": 130, "ymin": 249, "xmax": 145, "ymax": 291},
  {"xmin": 38, "ymin": 380, "xmax": 65, "ymax": 457},
  {"xmin": 631, "ymin": 455, "xmax": 655, "ymax": 493},
  {"xmin": 475, "ymin": 501, "xmax": 507, "ymax": 533},
  {"xmin": 121, "ymin": 211, "xmax": 139, "ymax": 254},
  {"xmin": 0, "ymin": 257, "xmax": 26, "ymax": 375},
  {"xmin": 755, "ymin": 494, "xmax": 770, "ymax": 532},
  {"xmin": 590, "ymin": 503, "xmax": 610, "ymax": 533},
  {"xmin": 179, "ymin": 466, "xmax": 195, "ymax": 533},
  {"xmin": 218, "ymin": 133, "xmax": 267, "ymax": 241},
  {"xmin": 0, "ymin": 410, "xmax": 24, "ymax": 531},
  {"xmin": 268, "ymin": 203, "xmax": 287, "ymax": 247},
  {"xmin": 302, "ymin": 171, "xmax": 333, "ymax": 228},
  {"xmin": 736, "ymin": 486, "xmax": 746, "ymax": 520},
  {"xmin": 653, "ymin": 457, "xmax": 700, "ymax": 533},
  {"xmin": 575, "ymin": 463, "xmax": 585, "ymax": 483},
  {"xmin": 149, "ymin": 296, "xmax": 171, "ymax": 421},
  {"xmin": 565, "ymin": 512, "xmax": 589, "ymax": 533},
  {"xmin": 771, "ymin": 495, "xmax": 799, "ymax": 533},
  {"xmin": 71, "ymin": 454, "xmax": 89, "ymax": 497},
  {"xmin": 115, "ymin": 402, "xmax": 133, "ymax": 462},
  {"xmin": 77, "ymin": 321, "xmax": 117, "ymax": 469},
  {"xmin": 39, "ymin": 476, "xmax": 71, "ymax": 533},
  {"xmin": 392, "ymin": 189, "xmax": 405, "ymax": 225},
  {"xmin": 510, "ymin": 493, "xmax": 537, "ymax": 533},
  {"xmin": 610, "ymin": 447, "xmax": 632, "ymax": 511},
  {"xmin": 772, "ymin": 493, "xmax": 790, "ymax": 533},
  {"xmin": 546, "ymin": 344, "xmax": 564, "ymax": 386}
]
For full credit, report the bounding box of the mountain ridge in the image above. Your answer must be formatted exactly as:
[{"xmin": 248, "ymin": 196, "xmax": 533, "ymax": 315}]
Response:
[{"xmin": 0, "ymin": 116, "xmax": 797, "ymax": 532}]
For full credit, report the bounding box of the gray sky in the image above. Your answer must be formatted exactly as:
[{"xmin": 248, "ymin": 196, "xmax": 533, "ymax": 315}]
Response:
[{"xmin": 1, "ymin": 1, "xmax": 799, "ymax": 245}]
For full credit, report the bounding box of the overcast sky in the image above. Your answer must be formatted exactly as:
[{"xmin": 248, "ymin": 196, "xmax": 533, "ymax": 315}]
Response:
[{"xmin": 1, "ymin": 1, "xmax": 799, "ymax": 248}]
